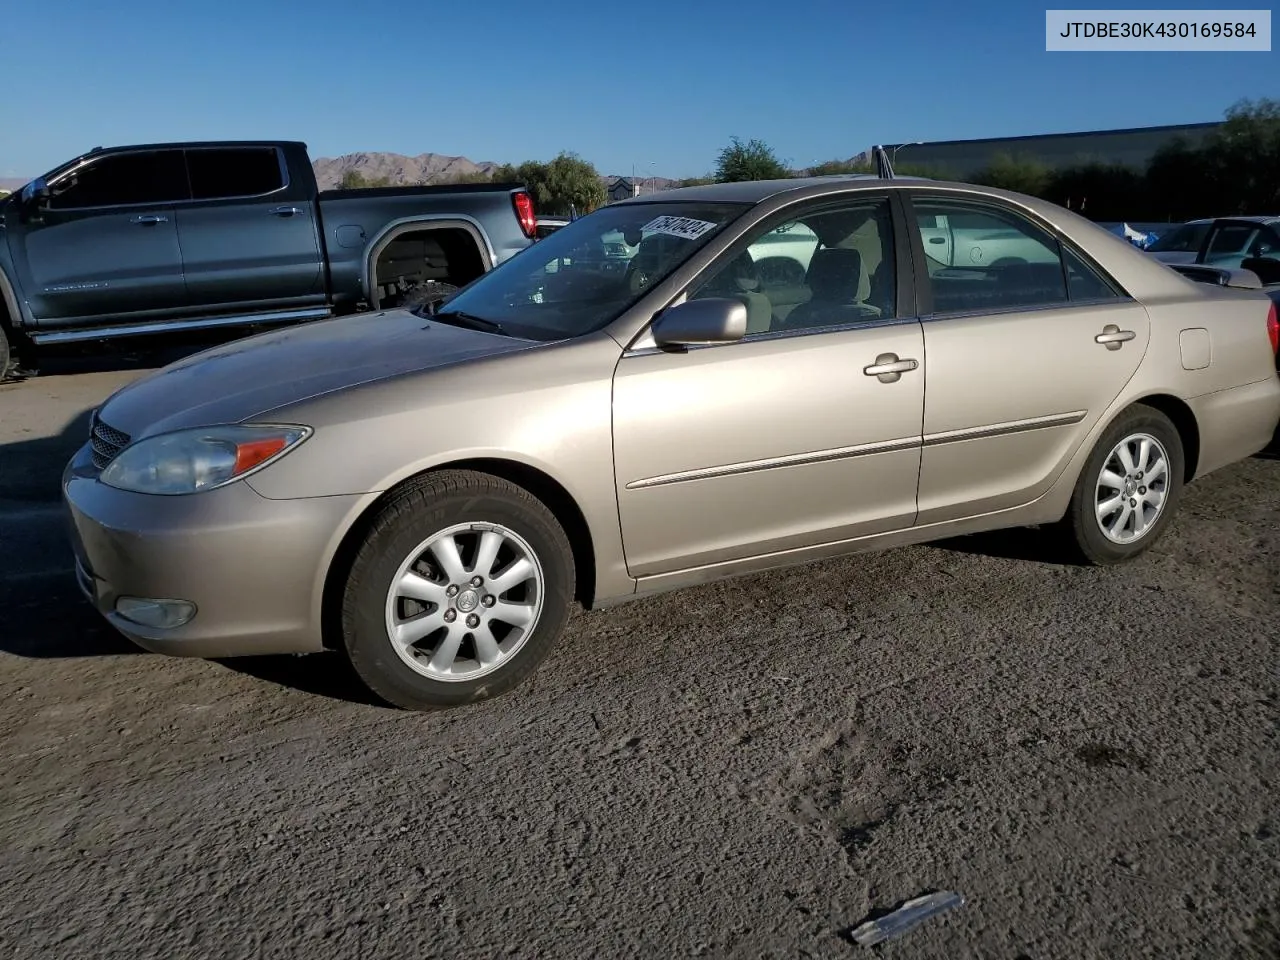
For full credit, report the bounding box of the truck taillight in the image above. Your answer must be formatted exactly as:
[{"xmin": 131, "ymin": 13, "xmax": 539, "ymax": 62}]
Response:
[
  {"xmin": 1268, "ymin": 302, "xmax": 1279, "ymax": 355},
  {"xmin": 513, "ymin": 191, "xmax": 536, "ymax": 239}
]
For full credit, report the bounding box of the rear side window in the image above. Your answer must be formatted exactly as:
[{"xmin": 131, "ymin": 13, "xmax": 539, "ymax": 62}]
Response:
[
  {"xmin": 185, "ymin": 147, "xmax": 285, "ymax": 200},
  {"xmin": 1063, "ymin": 246, "xmax": 1124, "ymax": 301},
  {"xmin": 48, "ymin": 151, "xmax": 190, "ymax": 209},
  {"xmin": 912, "ymin": 199, "xmax": 1068, "ymax": 313}
]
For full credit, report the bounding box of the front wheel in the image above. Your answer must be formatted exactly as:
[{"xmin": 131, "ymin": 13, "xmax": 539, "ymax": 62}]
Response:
[
  {"xmin": 1057, "ymin": 404, "xmax": 1185, "ymax": 565},
  {"xmin": 340, "ymin": 470, "xmax": 576, "ymax": 710}
]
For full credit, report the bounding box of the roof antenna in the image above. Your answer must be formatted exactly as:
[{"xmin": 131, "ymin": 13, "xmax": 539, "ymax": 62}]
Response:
[{"xmin": 872, "ymin": 145, "xmax": 895, "ymax": 180}]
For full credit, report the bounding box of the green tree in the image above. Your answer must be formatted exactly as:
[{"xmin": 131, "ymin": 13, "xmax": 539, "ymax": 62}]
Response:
[
  {"xmin": 970, "ymin": 152, "xmax": 1052, "ymax": 196},
  {"xmin": 339, "ymin": 169, "xmax": 392, "ymax": 188},
  {"xmin": 807, "ymin": 158, "xmax": 874, "ymax": 176},
  {"xmin": 543, "ymin": 152, "xmax": 607, "ymax": 213},
  {"xmin": 676, "ymin": 176, "xmax": 716, "ymax": 187},
  {"xmin": 491, "ymin": 154, "xmax": 605, "ymax": 215},
  {"xmin": 435, "ymin": 170, "xmax": 495, "ymax": 185},
  {"xmin": 714, "ymin": 137, "xmax": 790, "ymax": 182}
]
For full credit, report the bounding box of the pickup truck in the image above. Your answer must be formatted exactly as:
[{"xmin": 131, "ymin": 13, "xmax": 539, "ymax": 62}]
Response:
[{"xmin": 0, "ymin": 140, "xmax": 538, "ymax": 377}]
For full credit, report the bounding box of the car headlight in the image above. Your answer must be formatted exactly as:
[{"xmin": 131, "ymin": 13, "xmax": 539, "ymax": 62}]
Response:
[{"xmin": 100, "ymin": 424, "xmax": 311, "ymax": 495}]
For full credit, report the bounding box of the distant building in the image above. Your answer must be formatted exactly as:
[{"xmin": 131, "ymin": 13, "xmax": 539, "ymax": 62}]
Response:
[
  {"xmin": 860, "ymin": 121, "xmax": 1223, "ymax": 177},
  {"xmin": 607, "ymin": 177, "xmax": 639, "ymax": 203}
]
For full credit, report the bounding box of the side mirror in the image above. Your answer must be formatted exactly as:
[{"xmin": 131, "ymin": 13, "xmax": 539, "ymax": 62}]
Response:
[
  {"xmin": 20, "ymin": 177, "xmax": 50, "ymax": 210},
  {"xmin": 651, "ymin": 297, "xmax": 748, "ymax": 349}
]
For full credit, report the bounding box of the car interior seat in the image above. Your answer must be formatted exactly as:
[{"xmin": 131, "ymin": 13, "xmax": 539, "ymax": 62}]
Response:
[
  {"xmin": 696, "ymin": 251, "xmax": 772, "ymax": 334},
  {"xmin": 780, "ymin": 248, "xmax": 874, "ymax": 329}
]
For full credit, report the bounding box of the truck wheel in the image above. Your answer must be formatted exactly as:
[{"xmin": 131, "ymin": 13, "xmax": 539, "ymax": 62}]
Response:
[
  {"xmin": 398, "ymin": 281, "xmax": 459, "ymax": 312},
  {"xmin": 0, "ymin": 323, "xmax": 13, "ymax": 382},
  {"xmin": 340, "ymin": 470, "xmax": 576, "ymax": 710},
  {"xmin": 1056, "ymin": 404, "xmax": 1185, "ymax": 565}
]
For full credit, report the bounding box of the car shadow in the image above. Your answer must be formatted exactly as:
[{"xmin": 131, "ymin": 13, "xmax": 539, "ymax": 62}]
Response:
[
  {"xmin": 926, "ymin": 526, "xmax": 1078, "ymax": 565},
  {"xmin": 213, "ymin": 652, "xmax": 390, "ymax": 708}
]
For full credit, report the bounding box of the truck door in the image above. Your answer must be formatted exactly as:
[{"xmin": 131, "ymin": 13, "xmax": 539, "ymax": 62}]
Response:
[
  {"xmin": 9, "ymin": 149, "xmax": 189, "ymax": 324},
  {"xmin": 175, "ymin": 145, "xmax": 324, "ymax": 309}
]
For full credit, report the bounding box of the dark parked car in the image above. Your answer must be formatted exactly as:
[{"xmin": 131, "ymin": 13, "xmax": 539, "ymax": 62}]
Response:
[{"xmin": 0, "ymin": 140, "xmax": 539, "ymax": 376}]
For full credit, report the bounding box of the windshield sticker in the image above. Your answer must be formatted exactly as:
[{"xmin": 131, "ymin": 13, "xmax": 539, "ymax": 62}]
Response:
[{"xmin": 641, "ymin": 215, "xmax": 719, "ymax": 241}]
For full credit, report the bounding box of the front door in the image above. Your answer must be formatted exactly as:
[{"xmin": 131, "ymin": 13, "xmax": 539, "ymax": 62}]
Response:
[
  {"xmin": 11, "ymin": 149, "xmax": 190, "ymax": 323},
  {"xmin": 175, "ymin": 145, "xmax": 324, "ymax": 308},
  {"xmin": 904, "ymin": 193, "xmax": 1151, "ymax": 525},
  {"xmin": 612, "ymin": 195, "xmax": 926, "ymax": 577}
]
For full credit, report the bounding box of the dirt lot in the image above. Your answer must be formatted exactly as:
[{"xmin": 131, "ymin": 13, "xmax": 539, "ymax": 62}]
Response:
[{"xmin": 1, "ymin": 349, "xmax": 1278, "ymax": 959}]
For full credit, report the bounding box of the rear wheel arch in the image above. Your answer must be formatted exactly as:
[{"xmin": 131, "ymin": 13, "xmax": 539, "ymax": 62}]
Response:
[
  {"xmin": 362, "ymin": 218, "xmax": 493, "ymax": 311},
  {"xmin": 321, "ymin": 458, "xmax": 599, "ymax": 652},
  {"xmin": 1126, "ymin": 393, "xmax": 1200, "ymax": 482}
]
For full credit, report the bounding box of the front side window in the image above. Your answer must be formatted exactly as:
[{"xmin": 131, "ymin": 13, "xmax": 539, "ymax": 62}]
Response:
[
  {"xmin": 688, "ymin": 198, "xmax": 897, "ymax": 334},
  {"xmin": 185, "ymin": 147, "xmax": 285, "ymax": 200},
  {"xmin": 912, "ymin": 199, "xmax": 1069, "ymax": 313},
  {"xmin": 47, "ymin": 151, "xmax": 190, "ymax": 209},
  {"xmin": 428, "ymin": 201, "xmax": 746, "ymax": 341}
]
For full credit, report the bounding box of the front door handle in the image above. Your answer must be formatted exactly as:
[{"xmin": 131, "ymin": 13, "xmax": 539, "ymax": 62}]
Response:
[
  {"xmin": 1095, "ymin": 324, "xmax": 1136, "ymax": 350},
  {"xmin": 131, "ymin": 214, "xmax": 168, "ymax": 225},
  {"xmin": 269, "ymin": 206, "xmax": 303, "ymax": 217},
  {"xmin": 864, "ymin": 353, "xmax": 919, "ymax": 383}
]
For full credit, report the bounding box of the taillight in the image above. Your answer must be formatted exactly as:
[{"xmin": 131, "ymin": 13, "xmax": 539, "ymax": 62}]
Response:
[
  {"xmin": 1268, "ymin": 302, "xmax": 1279, "ymax": 355},
  {"xmin": 513, "ymin": 190, "xmax": 536, "ymax": 239}
]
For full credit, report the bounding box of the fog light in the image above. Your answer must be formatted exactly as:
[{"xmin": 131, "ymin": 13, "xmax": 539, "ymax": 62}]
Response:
[{"xmin": 114, "ymin": 597, "xmax": 196, "ymax": 629}]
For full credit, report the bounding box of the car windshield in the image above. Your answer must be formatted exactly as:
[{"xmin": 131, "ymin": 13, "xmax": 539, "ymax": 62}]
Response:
[
  {"xmin": 425, "ymin": 201, "xmax": 747, "ymax": 341},
  {"xmin": 1146, "ymin": 221, "xmax": 1211, "ymax": 253}
]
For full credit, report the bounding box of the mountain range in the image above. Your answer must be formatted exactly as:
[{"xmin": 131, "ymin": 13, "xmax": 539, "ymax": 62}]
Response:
[{"xmin": 312, "ymin": 151, "xmax": 681, "ymax": 191}]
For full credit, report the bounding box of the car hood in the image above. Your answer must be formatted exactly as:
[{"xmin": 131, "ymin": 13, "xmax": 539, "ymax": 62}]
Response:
[{"xmin": 94, "ymin": 310, "xmax": 536, "ymax": 439}]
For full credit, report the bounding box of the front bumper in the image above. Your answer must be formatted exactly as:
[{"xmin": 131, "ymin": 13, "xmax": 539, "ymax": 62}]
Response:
[{"xmin": 62, "ymin": 442, "xmax": 364, "ymax": 658}]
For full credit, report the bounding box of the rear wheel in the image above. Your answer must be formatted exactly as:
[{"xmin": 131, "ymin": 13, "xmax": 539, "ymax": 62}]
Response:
[
  {"xmin": 340, "ymin": 470, "xmax": 576, "ymax": 710},
  {"xmin": 1057, "ymin": 404, "xmax": 1184, "ymax": 564},
  {"xmin": 0, "ymin": 323, "xmax": 9, "ymax": 381}
]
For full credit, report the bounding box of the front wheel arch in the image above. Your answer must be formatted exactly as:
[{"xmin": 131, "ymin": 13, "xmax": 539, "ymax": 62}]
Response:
[{"xmin": 320, "ymin": 459, "xmax": 598, "ymax": 652}]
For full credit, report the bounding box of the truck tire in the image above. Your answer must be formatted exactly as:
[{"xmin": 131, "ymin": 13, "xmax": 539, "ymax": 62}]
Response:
[
  {"xmin": 398, "ymin": 280, "xmax": 459, "ymax": 312},
  {"xmin": 0, "ymin": 322, "xmax": 12, "ymax": 382}
]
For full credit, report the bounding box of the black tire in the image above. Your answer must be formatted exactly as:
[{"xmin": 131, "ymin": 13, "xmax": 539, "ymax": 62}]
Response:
[
  {"xmin": 1056, "ymin": 404, "xmax": 1185, "ymax": 565},
  {"xmin": 0, "ymin": 323, "xmax": 11, "ymax": 382},
  {"xmin": 340, "ymin": 469, "xmax": 576, "ymax": 710}
]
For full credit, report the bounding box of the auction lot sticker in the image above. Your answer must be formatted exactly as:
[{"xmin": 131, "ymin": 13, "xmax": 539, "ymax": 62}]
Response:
[
  {"xmin": 642, "ymin": 216, "xmax": 719, "ymax": 241},
  {"xmin": 1046, "ymin": 9, "xmax": 1271, "ymax": 50}
]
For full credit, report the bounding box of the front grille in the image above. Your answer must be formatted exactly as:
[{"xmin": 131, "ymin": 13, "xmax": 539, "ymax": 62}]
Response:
[{"xmin": 89, "ymin": 413, "xmax": 130, "ymax": 472}]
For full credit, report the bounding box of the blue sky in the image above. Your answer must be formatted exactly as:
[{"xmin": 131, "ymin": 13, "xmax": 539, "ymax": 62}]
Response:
[{"xmin": 2, "ymin": 0, "xmax": 1270, "ymax": 179}]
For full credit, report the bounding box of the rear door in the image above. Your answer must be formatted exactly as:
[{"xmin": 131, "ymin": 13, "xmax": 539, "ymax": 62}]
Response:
[
  {"xmin": 903, "ymin": 191, "xmax": 1151, "ymax": 525},
  {"xmin": 175, "ymin": 145, "xmax": 324, "ymax": 309},
  {"xmin": 10, "ymin": 149, "xmax": 189, "ymax": 323}
]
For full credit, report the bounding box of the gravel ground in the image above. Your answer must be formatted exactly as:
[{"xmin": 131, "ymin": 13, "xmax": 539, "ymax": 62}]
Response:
[{"xmin": 1, "ymin": 350, "xmax": 1277, "ymax": 960}]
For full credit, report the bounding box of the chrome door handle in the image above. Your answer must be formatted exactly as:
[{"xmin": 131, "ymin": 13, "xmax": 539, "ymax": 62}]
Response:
[
  {"xmin": 269, "ymin": 206, "xmax": 303, "ymax": 217},
  {"xmin": 864, "ymin": 353, "xmax": 919, "ymax": 383},
  {"xmin": 131, "ymin": 214, "xmax": 168, "ymax": 224},
  {"xmin": 1095, "ymin": 324, "xmax": 1136, "ymax": 350}
]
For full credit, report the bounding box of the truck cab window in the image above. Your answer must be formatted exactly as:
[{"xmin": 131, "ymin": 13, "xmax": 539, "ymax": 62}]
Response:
[
  {"xmin": 48, "ymin": 151, "xmax": 190, "ymax": 209},
  {"xmin": 185, "ymin": 147, "xmax": 285, "ymax": 200}
]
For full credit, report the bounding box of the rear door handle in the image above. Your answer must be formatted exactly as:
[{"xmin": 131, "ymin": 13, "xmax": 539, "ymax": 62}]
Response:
[
  {"xmin": 131, "ymin": 214, "xmax": 168, "ymax": 224},
  {"xmin": 1095, "ymin": 324, "xmax": 1136, "ymax": 350},
  {"xmin": 269, "ymin": 206, "xmax": 303, "ymax": 217},
  {"xmin": 864, "ymin": 353, "xmax": 919, "ymax": 383}
]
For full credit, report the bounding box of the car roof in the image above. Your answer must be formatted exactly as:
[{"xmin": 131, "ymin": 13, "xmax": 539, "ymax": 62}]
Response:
[{"xmin": 610, "ymin": 175, "xmax": 940, "ymax": 206}]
